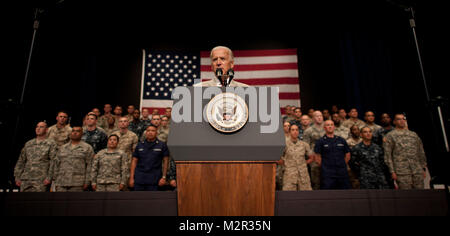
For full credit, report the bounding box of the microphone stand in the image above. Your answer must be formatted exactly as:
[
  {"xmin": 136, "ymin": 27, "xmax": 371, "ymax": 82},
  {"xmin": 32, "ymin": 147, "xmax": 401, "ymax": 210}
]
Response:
[
  {"xmin": 8, "ymin": 7, "xmax": 44, "ymax": 190},
  {"xmin": 406, "ymin": 6, "xmax": 449, "ymax": 153}
]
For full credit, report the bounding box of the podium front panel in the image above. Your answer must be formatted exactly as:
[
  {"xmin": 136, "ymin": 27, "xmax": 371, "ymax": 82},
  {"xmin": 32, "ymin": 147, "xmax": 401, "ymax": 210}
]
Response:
[{"xmin": 169, "ymin": 87, "xmax": 285, "ymax": 161}]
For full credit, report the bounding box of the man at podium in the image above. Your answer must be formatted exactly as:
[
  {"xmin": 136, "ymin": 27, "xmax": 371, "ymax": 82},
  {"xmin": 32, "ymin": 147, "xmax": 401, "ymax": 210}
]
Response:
[{"xmin": 194, "ymin": 46, "xmax": 249, "ymax": 87}]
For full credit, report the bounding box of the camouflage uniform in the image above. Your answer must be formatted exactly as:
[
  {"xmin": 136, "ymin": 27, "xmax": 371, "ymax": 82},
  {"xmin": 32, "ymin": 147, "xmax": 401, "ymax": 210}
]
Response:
[
  {"xmin": 350, "ymin": 142, "xmax": 390, "ymax": 189},
  {"xmin": 167, "ymin": 157, "xmax": 177, "ymax": 182},
  {"xmin": 383, "ymin": 129, "xmax": 427, "ymax": 190},
  {"xmin": 346, "ymin": 137, "xmax": 362, "ymax": 149},
  {"xmin": 281, "ymin": 138, "xmax": 312, "ymax": 191},
  {"xmin": 53, "ymin": 141, "xmax": 94, "ymax": 192},
  {"xmin": 98, "ymin": 114, "xmax": 113, "ymax": 130},
  {"xmin": 104, "ymin": 126, "xmax": 119, "ymax": 137},
  {"xmin": 342, "ymin": 119, "xmax": 366, "ymax": 130},
  {"xmin": 91, "ymin": 149, "xmax": 129, "ymax": 192},
  {"xmin": 126, "ymin": 114, "xmax": 134, "ymax": 123},
  {"xmin": 112, "ymin": 130, "xmax": 138, "ymax": 190},
  {"xmin": 141, "ymin": 119, "xmax": 152, "ymax": 129},
  {"xmin": 303, "ymin": 124, "xmax": 325, "ymax": 190},
  {"xmin": 366, "ymin": 123, "xmax": 382, "ymax": 133},
  {"xmin": 14, "ymin": 138, "xmax": 58, "ymax": 192},
  {"xmin": 345, "ymin": 137, "xmax": 362, "ymax": 189},
  {"xmin": 47, "ymin": 124, "xmax": 72, "ymax": 147},
  {"xmin": 112, "ymin": 130, "xmax": 138, "ymax": 161},
  {"xmin": 334, "ymin": 125, "xmax": 350, "ymax": 140},
  {"xmin": 82, "ymin": 127, "xmax": 108, "ymax": 154},
  {"xmin": 157, "ymin": 126, "xmax": 170, "ymax": 143},
  {"xmin": 283, "ymin": 116, "xmax": 295, "ymax": 124},
  {"xmin": 129, "ymin": 120, "xmax": 146, "ymax": 139},
  {"xmin": 373, "ymin": 127, "xmax": 393, "ymax": 146}
]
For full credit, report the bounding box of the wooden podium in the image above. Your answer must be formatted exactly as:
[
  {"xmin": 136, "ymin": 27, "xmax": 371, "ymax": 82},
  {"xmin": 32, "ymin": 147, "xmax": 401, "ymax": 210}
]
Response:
[
  {"xmin": 170, "ymin": 87, "xmax": 284, "ymax": 216},
  {"xmin": 176, "ymin": 161, "xmax": 276, "ymax": 216}
]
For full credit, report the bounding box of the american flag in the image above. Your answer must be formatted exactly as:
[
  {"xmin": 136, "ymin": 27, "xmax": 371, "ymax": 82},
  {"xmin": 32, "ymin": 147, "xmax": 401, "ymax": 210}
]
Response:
[{"xmin": 140, "ymin": 48, "xmax": 301, "ymax": 115}]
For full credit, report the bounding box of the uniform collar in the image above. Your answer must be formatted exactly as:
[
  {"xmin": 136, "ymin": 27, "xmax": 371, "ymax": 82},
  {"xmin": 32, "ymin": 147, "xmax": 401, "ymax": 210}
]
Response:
[{"xmin": 145, "ymin": 138, "xmax": 159, "ymax": 145}]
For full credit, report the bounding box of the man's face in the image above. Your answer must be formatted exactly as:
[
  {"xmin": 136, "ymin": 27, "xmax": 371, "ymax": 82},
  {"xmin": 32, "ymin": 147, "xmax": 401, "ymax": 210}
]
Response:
[
  {"xmin": 332, "ymin": 113, "xmax": 341, "ymax": 125},
  {"xmin": 365, "ymin": 112, "xmax": 375, "ymax": 123},
  {"xmin": 361, "ymin": 127, "xmax": 373, "ymax": 141},
  {"xmin": 35, "ymin": 122, "xmax": 47, "ymax": 137},
  {"xmin": 301, "ymin": 115, "xmax": 311, "ymax": 127},
  {"xmin": 142, "ymin": 109, "xmax": 150, "ymax": 118},
  {"xmin": 313, "ymin": 111, "xmax": 324, "ymax": 125},
  {"xmin": 323, "ymin": 120, "xmax": 335, "ymax": 134},
  {"xmin": 283, "ymin": 122, "xmax": 290, "ymax": 134},
  {"xmin": 381, "ymin": 113, "xmax": 392, "ymax": 126},
  {"xmin": 161, "ymin": 117, "xmax": 169, "ymax": 127},
  {"xmin": 133, "ymin": 110, "xmax": 140, "ymax": 119},
  {"xmin": 394, "ymin": 115, "xmax": 407, "ymax": 129},
  {"xmin": 350, "ymin": 125, "xmax": 360, "ymax": 137},
  {"xmin": 294, "ymin": 109, "xmax": 302, "ymax": 119},
  {"xmin": 308, "ymin": 109, "xmax": 314, "ymax": 117},
  {"xmin": 114, "ymin": 106, "xmax": 122, "ymax": 116},
  {"xmin": 56, "ymin": 112, "xmax": 68, "ymax": 125},
  {"xmin": 285, "ymin": 106, "xmax": 292, "ymax": 115},
  {"xmin": 92, "ymin": 108, "xmax": 101, "ymax": 117},
  {"xmin": 290, "ymin": 125, "xmax": 299, "ymax": 140},
  {"xmin": 331, "ymin": 105, "xmax": 338, "ymax": 113},
  {"xmin": 349, "ymin": 109, "xmax": 358, "ymax": 118},
  {"xmin": 104, "ymin": 104, "xmax": 112, "ymax": 114},
  {"xmin": 145, "ymin": 126, "xmax": 158, "ymax": 140},
  {"xmin": 71, "ymin": 127, "xmax": 83, "ymax": 141},
  {"xmin": 85, "ymin": 115, "xmax": 97, "ymax": 127},
  {"xmin": 127, "ymin": 106, "xmax": 135, "ymax": 115},
  {"xmin": 211, "ymin": 48, "xmax": 234, "ymax": 79},
  {"xmin": 151, "ymin": 115, "xmax": 161, "ymax": 127},
  {"xmin": 165, "ymin": 108, "xmax": 172, "ymax": 117},
  {"xmin": 118, "ymin": 118, "xmax": 129, "ymax": 129},
  {"xmin": 338, "ymin": 109, "xmax": 347, "ymax": 120},
  {"xmin": 107, "ymin": 136, "xmax": 119, "ymax": 149}
]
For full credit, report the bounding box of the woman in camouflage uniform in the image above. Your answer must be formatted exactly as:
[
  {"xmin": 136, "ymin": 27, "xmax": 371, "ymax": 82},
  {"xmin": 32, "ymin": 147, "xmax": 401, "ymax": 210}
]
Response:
[
  {"xmin": 280, "ymin": 124, "xmax": 314, "ymax": 191},
  {"xmin": 91, "ymin": 135, "xmax": 129, "ymax": 192}
]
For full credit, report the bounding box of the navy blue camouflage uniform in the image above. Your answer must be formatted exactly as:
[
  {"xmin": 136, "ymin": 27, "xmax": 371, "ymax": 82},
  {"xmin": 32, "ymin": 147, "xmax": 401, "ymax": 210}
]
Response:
[
  {"xmin": 128, "ymin": 120, "xmax": 146, "ymax": 139},
  {"xmin": 82, "ymin": 128, "xmax": 107, "ymax": 154},
  {"xmin": 349, "ymin": 142, "xmax": 390, "ymax": 189}
]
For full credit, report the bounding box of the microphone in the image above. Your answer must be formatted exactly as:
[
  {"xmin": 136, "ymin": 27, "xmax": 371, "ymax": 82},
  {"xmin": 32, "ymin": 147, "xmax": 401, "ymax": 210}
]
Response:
[
  {"xmin": 215, "ymin": 68, "xmax": 226, "ymax": 86},
  {"xmin": 226, "ymin": 69, "xmax": 234, "ymax": 87}
]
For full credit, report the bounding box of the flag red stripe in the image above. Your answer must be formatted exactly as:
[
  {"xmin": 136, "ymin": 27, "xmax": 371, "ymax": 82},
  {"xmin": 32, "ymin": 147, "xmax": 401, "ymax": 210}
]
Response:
[
  {"xmin": 200, "ymin": 63, "xmax": 298, "ymax": 72},
  {"xmin": 200, "ymin": 49, "xmax": 297, "ymax": 57},
  {"xmin": 141, "ymin": 107, "xmax": 168, "ymax": 115},
  {"xmin": 279, "ymin": 93, "xmax": 300, "ymax": 100},
  {"xmin": 200, "ymin": 78, "xmax": 299, "ymax": 85}
]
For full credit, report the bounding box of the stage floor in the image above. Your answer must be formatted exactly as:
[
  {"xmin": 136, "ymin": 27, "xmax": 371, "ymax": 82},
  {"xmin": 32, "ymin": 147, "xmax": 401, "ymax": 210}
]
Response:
[{"xmin": 1, "ymin": 190, "xmax": 448, "ymax": 216}]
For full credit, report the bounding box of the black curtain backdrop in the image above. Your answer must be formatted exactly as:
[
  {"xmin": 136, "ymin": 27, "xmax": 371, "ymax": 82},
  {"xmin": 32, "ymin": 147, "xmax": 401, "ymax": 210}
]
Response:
[{"xmin": 1, "ymin": 0, "xmax": 448, "ymax": 187}]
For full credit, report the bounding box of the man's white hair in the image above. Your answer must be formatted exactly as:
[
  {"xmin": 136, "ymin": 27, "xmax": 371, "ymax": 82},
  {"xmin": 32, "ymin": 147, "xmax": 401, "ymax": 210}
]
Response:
[{"xmin": 210, "ymin": 46, "xmax": 234, "ymax": 61}]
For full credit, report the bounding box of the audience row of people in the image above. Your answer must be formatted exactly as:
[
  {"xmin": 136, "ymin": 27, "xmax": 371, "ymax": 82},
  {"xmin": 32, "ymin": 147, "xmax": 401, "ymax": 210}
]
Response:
[
  {"xmin": 13, "ymin": 104, "xmax": 428, "ymax": 192},
  {"xmin": 279, "ymin": 106, "xmax": 427, "ymax": 191}
]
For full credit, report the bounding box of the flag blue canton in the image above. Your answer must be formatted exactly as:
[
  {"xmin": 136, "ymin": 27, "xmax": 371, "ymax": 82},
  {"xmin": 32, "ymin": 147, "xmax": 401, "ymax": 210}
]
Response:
[{"xmin": 143, "ymin": 51, "xmax": 200, "ymax": 100}]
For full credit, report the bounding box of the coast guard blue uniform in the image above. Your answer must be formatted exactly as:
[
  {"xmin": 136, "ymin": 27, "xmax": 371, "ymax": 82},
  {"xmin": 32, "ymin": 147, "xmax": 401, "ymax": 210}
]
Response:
[
  {"xmin": 314, "ymin": 135, "xmax": 351, "ymax": 189},
  {"xmin": 132, "ymin": 138, "xmax": 169, "ymax": 191}
]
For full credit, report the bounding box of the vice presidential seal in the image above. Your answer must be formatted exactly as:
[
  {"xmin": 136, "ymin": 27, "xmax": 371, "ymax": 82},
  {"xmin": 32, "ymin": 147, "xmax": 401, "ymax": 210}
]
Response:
[{"xmin": 206, "ymin": 92, "xmax": 248, "ymax": 133}]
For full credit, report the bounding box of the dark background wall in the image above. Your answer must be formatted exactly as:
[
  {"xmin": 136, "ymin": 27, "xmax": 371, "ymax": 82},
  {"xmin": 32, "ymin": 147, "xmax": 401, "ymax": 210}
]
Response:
[{"xmin": 1, "ymin": 0, "xmax": 449, "ymax": 187}]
